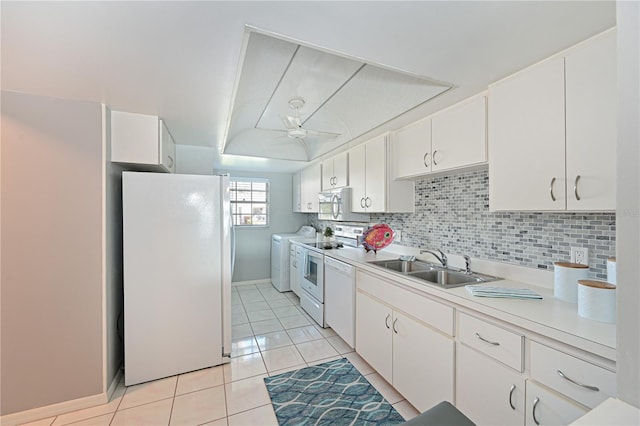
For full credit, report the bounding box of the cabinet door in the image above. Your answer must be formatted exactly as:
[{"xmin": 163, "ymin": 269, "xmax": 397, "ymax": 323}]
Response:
[
  {"xmin": 431, "ymin": 95, "xmax": 486, "ymax": 172},
  {"xmin": 565, "ymin": 29, "xmax": 616, "ymax": 211},
  {"xmin": 364, "ymin": 134, "xmax": 387, "ymax": 212},
  {"xmin": 159, "ymin": 120, "xmax": 176, "ymax": 173},
  {"xmin": 301, "ymin": 164, "xmax": 321, "ymax": 212},
  {"xmin": 392, "ymin": 118, "xmax": 431, "ymax": 179},
  {"xmin": 392, "ymin": 311, "xmax": 454, "ymax": 412},
  {"xmin": 293, "ymin": 247, "xmax": 304, "ymax": 297},
  {"xmin": 525, "ymin": 381, "xmax": 588, "ymax": 426},
  {"xmin": 290, "ymin": 248, "xmax": 301, "ymax": 297},
  {"xmin": 488, "ymin": 56, "xmax": 566, "ymax": 211},
  {"xmin": 333, "ymin": 152, "xmax": 349, "ymax": 188},
  {"xmin": 355, "ymin": 291, "xmax": 392, "ymax": 382},
  {"xmin": 321, "ymin": 159, "xmax": 334, "ymax": 191},
  {"xmin": 292, "ymin": 173, "xmax": 302, "ymax": 212},
  {"xmin": 456, "ymin": 344, "xmax": 525, "ymax": 426},
  {"xmin": 349, "ymin": 144, "xmax": 367, "ymax": 212}
]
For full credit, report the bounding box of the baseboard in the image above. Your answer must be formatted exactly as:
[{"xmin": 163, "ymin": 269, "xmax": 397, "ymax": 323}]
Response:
[
  {"xmin": 232, "ymin": 278, "xmax": 272, "ymax": 287},
  {"xmin": 106, "ymin": 368, "xmax": 124, "ymax": 401},
  {"xmin": 0, "ymin": 370, "xmax": 123, "ymax": 426}
]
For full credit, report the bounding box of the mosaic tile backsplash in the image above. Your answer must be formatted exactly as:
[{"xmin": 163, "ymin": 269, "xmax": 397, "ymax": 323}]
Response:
[{"xmin": 310, "ymin": 169, "xmax": 616, "ymax": 279}]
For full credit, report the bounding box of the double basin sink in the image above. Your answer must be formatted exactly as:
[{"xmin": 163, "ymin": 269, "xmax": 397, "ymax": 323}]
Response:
[{"xmin": 368, "ymin": 258, "xmax": 499, "ymax": 289}]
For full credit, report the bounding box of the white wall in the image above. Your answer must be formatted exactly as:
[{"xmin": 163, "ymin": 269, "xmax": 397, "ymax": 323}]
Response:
[
  {"xmin": 175, "ymin": 145, "xmax": 215, "ymax": 175},
  {"xmin": 214, "ymin": 170, "xmax": 308, "ymax": 283},
  {"xmin": 1, "ymin": 92, "xmax": 105, "ymax": 414},
  {"xmin": 616, "ymin": 1, "xmax": 640, "ymax": 408}
]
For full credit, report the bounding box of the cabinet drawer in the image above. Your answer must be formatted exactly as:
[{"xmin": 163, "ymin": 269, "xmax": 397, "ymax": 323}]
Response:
[
  {"xmin": 530, "ymin": 341, "xmax": 615, "ymax": 409},
  {"xmin": 357, "ymin": 270, "xmax": 453, "ymax": 336},
  {"xmin": 458, "ymin": 312, "xmax": 524, "ymax": 372}
]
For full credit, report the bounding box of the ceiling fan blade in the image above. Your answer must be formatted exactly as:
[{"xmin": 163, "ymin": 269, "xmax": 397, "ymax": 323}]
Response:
[
  {"xmin": 304, "ymin": 129, "xmax": 341, "ymax": 139},
  {"xmin": 281, "ymin": 115, "xmax": 300, "ymax": 130}
]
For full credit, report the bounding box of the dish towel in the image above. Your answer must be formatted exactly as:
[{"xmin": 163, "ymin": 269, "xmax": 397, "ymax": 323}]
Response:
[{"xmin": 466, "ymin": 286, "xmax": 543, "ymax": 299}]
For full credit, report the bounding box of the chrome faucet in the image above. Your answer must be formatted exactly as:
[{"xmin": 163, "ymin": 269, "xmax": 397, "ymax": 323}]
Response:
[
  {"xmin": 420, "ymin": 249, "xmax": 448, "ymax": 268},
  {"xmin": 463, "ymin": 255, "xmax": 472, "ymax": 274}
]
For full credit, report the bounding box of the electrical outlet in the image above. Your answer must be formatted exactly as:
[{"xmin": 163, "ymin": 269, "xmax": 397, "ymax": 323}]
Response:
[
  {"xmin": 396, "ymin": 229, "xmax": 402, "ymax": 242},
  {"xmin": 571, "ymin": 247, "xmax": 589, "ymax": 265}
]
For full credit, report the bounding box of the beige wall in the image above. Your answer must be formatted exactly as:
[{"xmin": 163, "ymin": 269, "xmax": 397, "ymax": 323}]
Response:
[
  {"xmin": 1, "ymin": 92, "xmax": 104, "ymax": 414},
  {"xmin": 616, "ymin": 1, "xmax": 640, "ymax": 408}
]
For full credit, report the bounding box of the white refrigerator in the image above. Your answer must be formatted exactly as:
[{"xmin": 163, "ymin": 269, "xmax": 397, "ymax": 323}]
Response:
[{"xmin": 122, "ymin": 172, "xmax": 232, "ymax": 386}]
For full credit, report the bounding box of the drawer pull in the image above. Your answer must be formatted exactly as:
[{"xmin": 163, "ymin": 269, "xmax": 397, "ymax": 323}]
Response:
[
  {"xmin": 385, "ymin": 314, "xmax": 390, "ymax": 329},
  {"xmin": 475, "ymin": 332, "xmax": 500, "ymax": 346},
  {"xmin": 509, "ymin": 384, "xmax": 516, "ymax": 410},
  {"xmin": 557, "ymin": 369, "xmax": 600, "ymax": 392},
  {"xmin": 392, "ymin": 318, "xmax": 398, "ymax": 334},
  {"xmin": 532, "ymin": 397, "xmax": 540, "ymax": 425}
]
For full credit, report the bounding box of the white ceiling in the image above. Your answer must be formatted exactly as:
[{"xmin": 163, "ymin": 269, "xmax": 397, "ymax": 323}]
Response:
[{"xmin": 0, "ymin": 1, "xmax": 615, "ymax": 173}]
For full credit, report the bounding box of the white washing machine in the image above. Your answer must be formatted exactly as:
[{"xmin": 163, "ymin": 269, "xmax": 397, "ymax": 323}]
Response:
[{"xmin": 271, "ymin": 226, "xmax": 316, "ymax": 292}]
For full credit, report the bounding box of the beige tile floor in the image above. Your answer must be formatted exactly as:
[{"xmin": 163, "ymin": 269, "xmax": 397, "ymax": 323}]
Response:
[{"xmin": 21, "ymin": 283, "xmax": 420, "ymax": 426}]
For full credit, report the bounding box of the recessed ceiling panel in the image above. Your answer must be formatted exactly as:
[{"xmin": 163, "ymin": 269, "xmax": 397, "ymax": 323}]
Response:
[
  {"xmin": 257, "ymin": 45, "xmax": 363, "ymax": 131},
  {"xmin": 226, "ymin": 32, "xmax": 297, "ymax": 144},
  {"xmin": 224, "ymin": 30, "xmax": 452, "ymax": 163},
  {"xmin": 304, "ymin": 65, "xmax": 450, "ymax": 140}
]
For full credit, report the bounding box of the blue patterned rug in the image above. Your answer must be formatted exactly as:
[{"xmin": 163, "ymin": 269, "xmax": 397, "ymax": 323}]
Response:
[{"xmin": 264, "ymin": 358, "xmax": 406, "ymax": 425}]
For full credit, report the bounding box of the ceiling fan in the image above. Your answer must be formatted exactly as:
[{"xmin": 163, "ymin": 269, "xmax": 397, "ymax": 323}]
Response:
[{"xmin": 280, "ymin": 97, "xmax": 339, "ymax": 142}]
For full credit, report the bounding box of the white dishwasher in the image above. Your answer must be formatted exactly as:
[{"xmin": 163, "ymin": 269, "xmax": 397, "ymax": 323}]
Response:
[{"xmin": 324, "ymin": 256, "xmax": 356, "ymax": 348}]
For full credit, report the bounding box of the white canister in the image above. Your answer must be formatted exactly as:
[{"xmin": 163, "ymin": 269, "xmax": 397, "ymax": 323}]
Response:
[
  {"xmin": 578, "ymin": 280, "xmax": 617, "ymax": 323},
  {"xmin": 607, "ymin": 257, "xmax": 617, "ymax": 285},
  {"xmin": 554, "ymin": 262, "xmax": 590, "ymax": 303}
]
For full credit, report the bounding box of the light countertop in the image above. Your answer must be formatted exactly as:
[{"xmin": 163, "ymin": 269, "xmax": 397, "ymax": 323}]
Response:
[{"xmin": 313, "ymin": 244, "xmax": 616, "ymax": 361}]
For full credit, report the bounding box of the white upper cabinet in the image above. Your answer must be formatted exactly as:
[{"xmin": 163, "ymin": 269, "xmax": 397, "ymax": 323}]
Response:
[
  {"xmin": 111, "ymin": 111, "xmax": 176, "ymax": 173},
  {"xmin": 292, "ymin": 172, "xmax": 302, "ymax": 212},
  {"xmin": 392, "ymin": 93, "xmax": 487, "ymax": 180},
  {"xmin": 431, "ymin": 94, "xmax": 487, "ymax": 172},
  {"xmin": 300, "ymin": 163, "xmax": 322, "ymax": 212},
  {"xmin": 489, "ymin": 56, "xmax": 566, "ymax": 211},
  {"xmin": 321, "ymin": 151, "xmax": 349, "ymax": 190},
  {"xmin": 565, "ymin": 29, "xmax": 616, "ymax": 211},
  {"xmin": 489, "ymin": 29, "xmax": 616, "ymax": 212},
  {"xmin": 393, "ymin": 118, "xmax": 432, "ymax": 178},
  {"xmin": 349, "ymin": 134, "xmax": 414, "ymax": 213}
]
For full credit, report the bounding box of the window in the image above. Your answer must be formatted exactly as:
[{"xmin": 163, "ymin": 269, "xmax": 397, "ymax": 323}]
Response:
[{"xmin": 230, "ymin": 177, "xmax": 269, "ymax": 227}]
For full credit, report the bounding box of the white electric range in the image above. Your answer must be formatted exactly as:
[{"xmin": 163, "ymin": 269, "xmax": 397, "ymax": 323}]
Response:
[{"xmin": 298, "ymin": 225, "xmax": 364, "ymax": 334}]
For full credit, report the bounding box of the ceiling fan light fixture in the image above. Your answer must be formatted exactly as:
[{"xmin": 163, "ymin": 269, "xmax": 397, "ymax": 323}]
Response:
[{"xmin": 287, "ymin": 127, "xmax": 307, "ymax": 139}]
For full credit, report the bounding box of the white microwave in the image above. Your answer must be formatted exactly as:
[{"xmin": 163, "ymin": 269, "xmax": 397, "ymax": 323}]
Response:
[{"xmin": 318, "ymin": 188, "xmax": 370, "ymax": 222}]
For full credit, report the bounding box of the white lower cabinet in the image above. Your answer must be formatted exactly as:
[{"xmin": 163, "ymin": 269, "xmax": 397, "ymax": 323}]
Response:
[
  {"xmin": 289, "ymin": 244, "xmax": 300, "ymax": 297},
  {"xmin": 356, "ymin": 290, "xmax": 454, "ymax": 412},
  {"xmin": 355, "ymin": 291, "xmax": 393, "ymax": 381},
  {"xmin": 525, "ymin": 380, "xmax": 588, "ymax": 426},
  {"xmin": 392, "ymin": 310, "xmax": 454, "ymax": 412},
  {"xmin": 456, "ymin": 343, "xmax": 526, "ymax": 425}
]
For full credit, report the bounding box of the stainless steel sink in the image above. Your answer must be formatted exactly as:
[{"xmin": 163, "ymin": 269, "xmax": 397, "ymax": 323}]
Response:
[
  {"xmin": 368, "ymin": 258, "xmax": 499, "ymax": 288},
  {"xmin": 368, "ymin": 259, "xmax": 436, "ymax": 273},
  {"xmin": 406, "ymin": 269, "xmax": 486, "ymax": 286}
]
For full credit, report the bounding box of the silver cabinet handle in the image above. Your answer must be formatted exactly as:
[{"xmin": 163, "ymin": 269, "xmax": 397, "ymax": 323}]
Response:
[
  {"xmin": 423, "ymin": 152, "xmax": 430, "ymax": 168},
  {"xmin": 557, "ymin": 370, "xmax": 599, "ymax": 391},
  {"xmin": 532, "ymin": 397, "xmax": 540, "ymax": 425},
  {"xmin": 365, "ymin": 197, "xmax": 372, "ymax": 208},
  {"xmin": 433, "ymin": 150, "xmax": 439, "ymax": 166},
  {"xmin": 385, "ymin": 314, "xmax": 390, "ymax": 329},
  {"xmin": 360, "ymin": 197, "xmax": 366, "ymax": 208},
  {"xmin": 550, "ymin": 177, "xmax": 557, "ymax": 201},
  {"xmin": 509, "ymin": 384, "xmax": 516, "ymax": 410},
  {"xmin": 167, "ymin": 155, "xmax": 174, "ymax": 168},
  {"xmin": 574, "ymin": 175, "xmax": 581, "ymax": 201},
  {"xmin": 475, "ymin": 332, "xmax": 500, "ymax": 346},
  {"xmin": 392, "ymin": 318, "xmax": 398, "ymax": 334}
]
